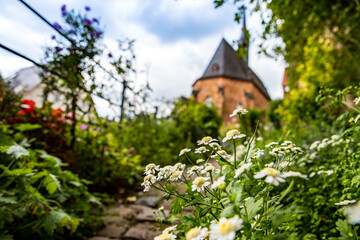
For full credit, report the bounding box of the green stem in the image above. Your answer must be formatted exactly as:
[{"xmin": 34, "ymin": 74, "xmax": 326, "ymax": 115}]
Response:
[{"xmin": 233, "ymin": 139, "xmax": 237, "ymax": 168}]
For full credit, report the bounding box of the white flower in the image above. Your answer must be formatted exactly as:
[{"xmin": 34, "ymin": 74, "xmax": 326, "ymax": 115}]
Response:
[
  {"xmin": 282, "ymin": 171, "xmax": 308, "ymax": 180},
  {"xmin": 141, "ymin": 181, "xmax": 151, "ymax": 192},
  {"xmin": 355, "ymin": 114, "xmax": 360, "ymax": 123},
  {"xmin": 234, "ymin": 162, "xmax": 253, "ymax": 178},
  {"xmin": 210, "ymin": 215, "xmax": 243, "ymax": 240},
  {"xmin": 354, "ymin": 97, "xmax": 360, "ymax": 105},
  {"xmin": 192, "ymin": 177, "xmax": 210, "ymax": 192},
  {"xmin": 265, "ymin": 142, "xmax": 278, "ymax": 148},
  {"xmin": 143, "ymin": 174, "xmax": 157, "ymax": 184},
  {"xmin": 174, "ymin": 163, "xmax": 186, "ymax": 170},
  {"xmin": 344, "ymin": 202, "xmax": 360, "ymax": 224},
  {"xmin": 187, "ymin": 165, "xmax": 204, "ymax": 175},
  {"xmin": 317, "ymin": 170, "xmax": 334, "ymax": 175},
  {"xmin": 222, "ymin": 129, "xmax": 246, "ymax": 143},
  {"xmin": 169, "ymin": 170, "xmax": 183, "ymax": 181},
  {"xmin": 163, "ymin": 225, "xmax": 178, "ymax": 234},
  {"xmin": 212, "ymin": 150, "xmax": 231, "ymax": 160},
  {"xmin": 158, "ymin": 166, "xmax": 175, "ymax": 180},
  {"xmin": 196, "ymin": 159, "xmax": 205, "ymax": 164},
  {"xmin": 209, "ymin": 142, "xmax": 222, "ymax": 150},
  {"xmin": 270, "ymin": 147, "xmax": 285, "ymax": 156},
  {"xmin": 251, "ymin": 149, "xmax": 264, "ymax": 159},
  {"xmin": 281, "ymin": 141, "xmax": 293, "ymax": 146},
  {"xmin": 197, "ymin": 136, "xmax": 218, "ymax": 145},
  {"xmin": 254, "ymin": 168, "xmax": 286, "ymax": 186},
  {"xmin": 310, "ymin": 141, "xmax": 320, "ymax": 150},
  {"xmin": 309, "ymin": 172, "xmax": 316, "ymax": 178},
  {"xmin": 185, "ymin": 227, "xmax": 208, "ymax": 240},
  {"xmin": 201, "ymin": 165, "xmax": 219, "ymax": 175},
  {"xmin": 144, "ymin": 163, "xmax": 160, "ymax": 175},
  {"xmin": 212, "ymin": 176, "xmax": 226, "ymax": 189},
  {"xmin": 195, "ymin": 147, "xmax": 210, "ymax": 154},
  {"xmin": 229, "ymin": 108, "xmax": 248, "ymax": 117},
  {"xmin": 317, "ymin": 142, "xmax": 328, "ymax": 150},
  {"xmin": 154, "ymin": 233, "xmax": 177, "ymax": 240},
  {"xmin": 335, "ymin": 200, "xmax": 357, "ymax": 206},
  {"xmin": 179, "ymin": 148, "xmax": 191, "ymax": 156}
]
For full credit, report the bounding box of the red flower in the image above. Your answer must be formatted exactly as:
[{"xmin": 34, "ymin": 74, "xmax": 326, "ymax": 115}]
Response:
[
  {"xmin": 51, "ymin": 108, "xmax": 64, "ymax": 118},
  {"xmin": 19, "ymin": 99, "xmax": 36, "ymax": 115}
]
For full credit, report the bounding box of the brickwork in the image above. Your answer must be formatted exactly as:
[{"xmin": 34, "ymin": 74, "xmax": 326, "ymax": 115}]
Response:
[{"xmin": 193, "ymin": 77, "xmax": 269, "ymax": 124}]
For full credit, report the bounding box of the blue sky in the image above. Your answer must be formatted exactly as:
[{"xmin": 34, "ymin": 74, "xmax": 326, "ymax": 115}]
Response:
[{"xmin": 0, "ymin": 0, "xmax": 285, "ymax": 106}]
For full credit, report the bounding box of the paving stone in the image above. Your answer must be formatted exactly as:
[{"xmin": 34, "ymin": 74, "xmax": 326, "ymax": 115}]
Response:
[
  {"xmin": 135, "ymin": 205, "xmax": 156, "ymax": 221},
  {"xmin": 102, "ymin": 216, "xmax": 129, "ymax": 226},
  {"xmin": 123, "ymin": 222, "xmax": 162, "ymax": 240},
  {"xmin": 134, "ymin": 196, "xmax": 162, "ymax": 208},
  {"xmin": 98, "ymin": 225, "xmax": 127, "ymax": 238},
  {"xmin": 105, "ymin": 206, "xmax": 136, "ymax": 219},
  {"xmin": 87, "ymin": 237, "xmax": 110, "ymax": 240}
]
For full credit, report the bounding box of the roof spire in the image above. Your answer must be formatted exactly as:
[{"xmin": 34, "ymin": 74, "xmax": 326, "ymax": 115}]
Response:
[{"xmin": 238, "ymin": 5, "xmax": 249, "ymax": 64}]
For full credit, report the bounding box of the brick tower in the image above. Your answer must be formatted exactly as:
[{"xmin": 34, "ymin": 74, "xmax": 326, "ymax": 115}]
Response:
[{"xmin": 192, "ymin": 7, "xmax": 270, "ymax": 124}]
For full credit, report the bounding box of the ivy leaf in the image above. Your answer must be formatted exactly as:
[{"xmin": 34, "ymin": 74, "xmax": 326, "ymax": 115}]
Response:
[
  {"xmin": 6, "ymin": 145, "xmax": 29, "ymax": 159},
  {"xmin": 170, "ymin": 197, "xmax": 186, "ymax": 214}
]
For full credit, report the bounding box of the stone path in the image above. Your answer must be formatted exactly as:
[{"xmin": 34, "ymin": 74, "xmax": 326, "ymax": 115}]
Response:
[{"xmin": 87, "ymin": 190, "xmax": 173, "ymax": 240}]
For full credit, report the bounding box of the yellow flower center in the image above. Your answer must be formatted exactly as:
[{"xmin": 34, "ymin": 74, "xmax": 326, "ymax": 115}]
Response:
[
  {"xmin": 202, "ymin": 136, "xmax": 213, "ymax": 143},
  {"xmin": 217, "ymin": 150, "xmax": 228, "ymax": 156},
  {"xmin": 163, "ymin": 166, "xmax": 172, "ymax": 172},
  {"xmin": 174, "ymin": 163, "xmax": 182, "ymax": 168},
  {"xmin": 146, "ymin": 163, "xmax": 155, "ymax": 171},
  {"xmin": 205, "ymin": 166, "xmax": 215, "ymax": 171},
  {"xmin": 186, "ymin": 227, "xmax": 201, "ymax": 239},
  {"xmin": 194, "ymin": 177, "xmax": 205, "ymax": 187},
  {"xmin": 252, "ymin": 153, "xmax": 258, "ymax": 157},
  {"xmin": 204, "ymin": 232, "xmax": 210, "ymax": 239},
  {"xmin": 265, "ymin": 168, "xmax": 279, "ymax": 176},
  {"xmin": 171, "ymin": 171, "xmax": 181, "ymax": 178},
  {"xmin": 144, "ymin": 174, "xmax": 154, "ymax": 182},
  {"xmin": 226, "ymin": 129, "xmax": 240, "ymax": 138},
  {"xmin": 218, "ymin": 221, "xmax": 234, "ymax": 235},
  {"xmin": 288, "ymin": 145, "xmax": 293, "ymax": 148},
  {"xmin": 157, "ymin": 233, "xmax": 171, "ymax": 240}
]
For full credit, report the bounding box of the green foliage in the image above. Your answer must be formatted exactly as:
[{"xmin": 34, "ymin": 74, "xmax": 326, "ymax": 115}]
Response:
[
  {"xmin": 0, "ymin": 130, "xmax": 102, "ymax": 239},
  {"xmin": 0, "ymin": 75, "xmax": 22, "ymax": 120}
]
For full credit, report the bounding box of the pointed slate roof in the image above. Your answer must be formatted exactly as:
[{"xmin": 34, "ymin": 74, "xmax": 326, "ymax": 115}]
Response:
[{"xmin": 195, "ymin": 39, "xmax": 270, "ymax": 100}]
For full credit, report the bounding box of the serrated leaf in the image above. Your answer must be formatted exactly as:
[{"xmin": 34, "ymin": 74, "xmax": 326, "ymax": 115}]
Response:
[
  {"xmin": 41, "ymin": 209, "xmax": 79, "ymax": 234},
  {"xmin": 43, "ymin": 174, "xmax": 61, "ymax": 195},
  {"xmin": 171, "ymin": 197, "xmax": 186, "ymax": 214},
  {"xmin": 39, "ymin": 151, "xmax": 63, "ymax": 167},
  {"xmin": 6, "ymin": 145, "xmax": 29, "ymax": 159},
  {"xmin": 244, "ymin": 197, "xmax": 263, "ymax": 219},
  {"xmin": 221, "ymin": 204, "xmax": 235, "ymax": 218}
]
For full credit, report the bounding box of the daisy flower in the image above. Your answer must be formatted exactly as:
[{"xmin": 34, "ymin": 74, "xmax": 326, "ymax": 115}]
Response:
[
  {"xmin": 210, "ymin": 215, "xmax": 243, "ymax": 240},
  {"xmin": 144, "ymin": 163, "xmax": 160, "ymax": 175},
  {"xmin": 195, "ymin": 146, "xmax": 210, "ymax": 154},
  {"xmin": 251, "ymin": 149, "xmax": 264, "ymax": 159},
  {"xmin": 163, "ymin": 225, "xmax": 178, "ymax": 234},
  {"xmin": 212, "ymin": 150, "xmax": 231, "ymax": 160},
  {"xmin": 179, "ymin": 148, "xmax": 191, "ymax": 156},
  {"xmin": 229, "ymin": 108, "xmax": 248, "ymax": 117},
  {"xmin": 265, "ymin": 142, "xmax": 279, "ymax": 148},
  {"xmin": 154, "ymin": 233, "xmax": 177, "ymax": 240},
  {"xmin": 192, "ymin": 177, "xmax": 210, "ymax": 192},
  {"xmin": 222, "ymin": 129, "xmax": 246, "ymax": 143},
  {"xmin": 174, "ymin": 163, "xmax": 186, "ymax": 170},
  {"xmin": 344, "ymin": 202, "xmax": 360, "ymax": 224},
  {"xmin": 196, "ymin": 159, "xmax": 205, "ymax": 164},
  {"xmin": 209, "ymin": 142, "xmax": 222, "ymax": 150},
  {"xmin": 185, "ymin": 227, "xmax": 208, "ymax": 240},
  {"xmin": 254, "ymin": 168, "xmax": 286, "ymax": 186},
  {"xmin": 234, "ymin": 162, "xmax": 253, "ymax": 178},
  {"xmin": 335, "ymin": 200, "xmax": 357, "ymax": 206},
  {"xmin": 211, "ymin": 176, "xmax": 226, "ymax": 189},
  {"xmin": 187, "ymin": 165, "xmax": 204, "ymax": 176},
  {"xmin": 282, "ymin": 171, "xmax": 308, "ymax": 180},
  {"xmin": 169, "ymin": 170, "xmax": 183, "ymax": 181},
  {"xmin": 197, "ymin": 136, "xmax": 218, "ymax": 145}
]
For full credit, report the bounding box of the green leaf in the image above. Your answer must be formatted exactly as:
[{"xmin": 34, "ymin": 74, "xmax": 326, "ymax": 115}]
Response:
[
  {"xmin": 336, "ymin": 219, "xmax": 354, "ymax": 239},
  {"xmin": 163, "ymin": 193, "xmax": 171, "ymax": 200},
  {"xmin": 170, "ymin": 197, "xmax": 186, "ymax": 214},
  {"xmin": 0, "ymin": 194, "xmax": 17, "ymax": 204},
  {"xmin": 39, "ymin": 151, "xmax": 63, "ymax": 167},
  {"xmin": 221, "ymin": 204, "xmax": 235, "ymax": 218},
  {"xmin": 166, "ymin": 184, "xmax": 174, "ymax": 193},
  {"xmin": 41, "ymin": 209, "xmax": 79, "ymax": 234},
  {"xmin": 6, "ymin": 145, "xmax": 29, "ymax": 159},
  {"xmin": 43, "ymin": 174, "xmax": 61, "ymax": 195},
  {"xmin": 15, "ymin": 124, "xmax": 42, "ymax": 132},
  {"xmin": 244, "ymin": 197, "xmax": 263, "ymax": 219},
  {"xmin": 199, "ymin": 206, "xmax": 212, "ymax": 217},
  {"xmin": 0, "ymin": 233, "xmax": 13, "ymax": 240}
]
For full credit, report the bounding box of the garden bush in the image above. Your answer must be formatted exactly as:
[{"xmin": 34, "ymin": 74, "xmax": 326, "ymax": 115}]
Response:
[{"xmin": 142, "ymin": 87, "xmax": 360, "ymax": 239}]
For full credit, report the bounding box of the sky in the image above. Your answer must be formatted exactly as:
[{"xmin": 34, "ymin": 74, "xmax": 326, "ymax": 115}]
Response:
[{"xmin": 0, "ymin": 0, "xmax": 286, "ymax": 108}]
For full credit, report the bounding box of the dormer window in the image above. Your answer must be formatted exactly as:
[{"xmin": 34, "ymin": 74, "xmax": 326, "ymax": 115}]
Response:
[{"xmin": 211, "ymin": 63, "xmax": 219, "ymax": 72}]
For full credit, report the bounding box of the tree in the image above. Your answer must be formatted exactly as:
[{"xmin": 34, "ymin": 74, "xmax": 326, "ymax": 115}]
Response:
[{"xmin": 214, "ymin": 0, "xmax": 360, "ymax": 125}]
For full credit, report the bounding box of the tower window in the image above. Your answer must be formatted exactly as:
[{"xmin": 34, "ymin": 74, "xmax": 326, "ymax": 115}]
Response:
[
  {"xmin": 218, "ymin": 86, "xmax": 225, "ymax": 95},
  {"xmin": 211, "ymin": 63, "xmax": 219, "ymax": 72},
  {"xmin": 245, "ymin": 91, "xmax": 254, "ymax": 99},
  {"xmin": 192, "ymin": 89, "xmax": 200, "ymax": 98}
]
